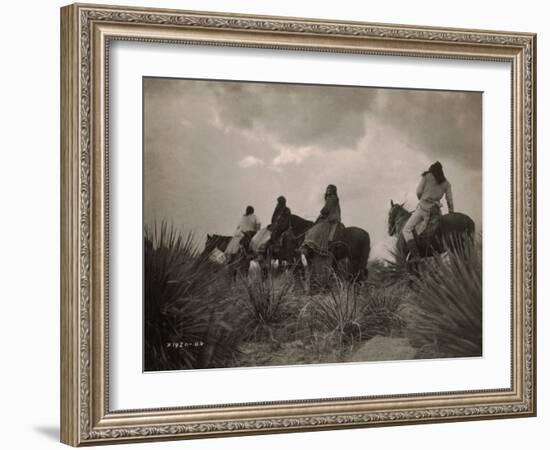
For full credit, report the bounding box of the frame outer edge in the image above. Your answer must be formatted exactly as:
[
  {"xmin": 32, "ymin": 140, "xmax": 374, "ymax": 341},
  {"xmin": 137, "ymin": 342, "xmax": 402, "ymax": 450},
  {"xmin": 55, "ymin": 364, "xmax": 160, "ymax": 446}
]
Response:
[
  {"xmin": 62, "ymin": 2, "xmax": 537, "ymax": 445},
  {"xmin": 529, "ymin": 33, "xmax": 536, "ymax": 416},
  {"xmin": 61, "ymin": 4, "xmax": 81, "ymax": 447}
]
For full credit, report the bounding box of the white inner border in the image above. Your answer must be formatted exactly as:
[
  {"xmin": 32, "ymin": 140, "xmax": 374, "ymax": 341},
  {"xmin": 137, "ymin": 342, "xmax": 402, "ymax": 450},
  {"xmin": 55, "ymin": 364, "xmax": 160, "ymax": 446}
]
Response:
[{"xmin": 109, "ymin": 41, "xmax": 511, "ymax": 411}]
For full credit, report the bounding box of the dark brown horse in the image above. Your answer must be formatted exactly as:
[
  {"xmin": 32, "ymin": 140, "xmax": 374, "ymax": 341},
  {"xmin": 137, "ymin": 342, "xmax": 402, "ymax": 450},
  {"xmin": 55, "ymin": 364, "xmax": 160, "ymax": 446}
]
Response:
[
  {"xmin": 387, "ymin": 200, "xmax": 475, "ymax": 259},
  {"xmin": 269, "ymin": 214, "xmax": 370, "ymax": 281},
  {"xmin": 273, "ymin": 214, "xmax": 314, "ymax": 264}
]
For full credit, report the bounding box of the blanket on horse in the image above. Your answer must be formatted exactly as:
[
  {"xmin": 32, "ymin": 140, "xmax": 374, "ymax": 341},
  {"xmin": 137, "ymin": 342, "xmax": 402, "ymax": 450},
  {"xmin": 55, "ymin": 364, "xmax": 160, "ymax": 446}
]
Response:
[
  {"xmin": 303, "ymin": 221, "xmax": 346, "ymax": 256},
  {"xmin": 250, "ymin": 227, "xmax": 271, "ymax": 254}
]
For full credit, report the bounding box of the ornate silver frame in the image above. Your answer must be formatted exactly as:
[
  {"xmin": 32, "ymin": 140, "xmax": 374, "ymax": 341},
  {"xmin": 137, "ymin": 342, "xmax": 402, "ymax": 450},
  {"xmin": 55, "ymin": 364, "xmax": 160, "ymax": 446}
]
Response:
[{"xmin": 60, "ymin": 3, "xmax": 536, "ymax": 446}]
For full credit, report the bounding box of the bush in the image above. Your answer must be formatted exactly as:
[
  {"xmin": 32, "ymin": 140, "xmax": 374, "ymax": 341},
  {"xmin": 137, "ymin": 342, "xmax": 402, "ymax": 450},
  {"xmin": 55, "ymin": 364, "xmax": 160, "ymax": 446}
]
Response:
[
  {"xmin": 359, "ymin": 285, "xmax": 406, "ymax": 340},
  {"xmin": 237, "ymin": 271, "xmax": 294, "ymax": 341},
  {"xmin": 299, "ymin": 271, "xmax": 363, "ymax": 343},
  {"xmin": 367, "ymin": 252, "xmax": 414, "ymax": 289},
  {"xmin": 406, "ymin": 239, "xmax": 482, "ymax": 358},
  {"xmin": 144, "ymin": 222, "xmax": 244, "ymax": 371}
]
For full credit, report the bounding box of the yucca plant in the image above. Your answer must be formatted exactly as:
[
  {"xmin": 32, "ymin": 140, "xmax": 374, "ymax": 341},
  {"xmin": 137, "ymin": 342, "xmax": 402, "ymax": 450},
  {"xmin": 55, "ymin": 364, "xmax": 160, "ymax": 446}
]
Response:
[
  {"xmin": 301, "ymin": 271, "xmax": 363, "ymax": 343},
  {"xmin": 406, "ymin": 238, "xmax": 482, "ymax": 358},
  {"xmin": 237, "ymin": 271, "xmax": 294, "ymax": 342},
  {"xmin": 144, "ymin": 221, "xmax": 244, "ymax": 371},
  {"xmin": 358, "ymin": 285, "xmax": 406, "ymax": 340},
  {"xmin": 368, "ymin": 251, "xmax": 414, "ymax": 289}
]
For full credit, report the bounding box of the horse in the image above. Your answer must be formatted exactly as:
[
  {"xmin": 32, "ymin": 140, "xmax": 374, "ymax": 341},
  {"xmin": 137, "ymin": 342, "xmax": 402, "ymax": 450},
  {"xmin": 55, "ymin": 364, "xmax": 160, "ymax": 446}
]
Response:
[
  {"xmin": 249, "ymin": 215, "xmax": 314, "ymax": 270},
  {"xmin": 203, "ymin": 232, "xmax": 256, "ymax": 279},
  {"xmin": 299, "ymin": 224, "xmax": 371, "ymax": 284},
  {"xmin": 387, "ymin": 200, "xmax": 475, "ymax": 260},
  {"xmin": 276, "ymin": 215, "xmax": 371, "ymax": 282},
  {"xmin": 327, "ymin": 226, "xmax": 371, "ymax": 280},
  {"xmin": 203, "ymin": 234, "xmax": 231, "ymax": 256},
  {"xmin": 275, "ymin": 214, "xmax": 315, "ymax": 264}
]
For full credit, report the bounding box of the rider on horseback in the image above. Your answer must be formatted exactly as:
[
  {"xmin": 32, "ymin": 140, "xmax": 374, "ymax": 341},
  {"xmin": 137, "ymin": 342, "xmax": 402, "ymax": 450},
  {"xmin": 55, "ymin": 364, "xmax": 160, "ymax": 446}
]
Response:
[
  {"xmin": 270, "ymin": 196, "xmax": 291, "ymax": 246},
  {"xmin": 402, "ymin": 161, "xmax": 454, "ymax": 260},
  {"xmin": 224, "ymin": 205, "xmax": 261, "ymax": 257},
  {"xmin": 302, "ymin": 184, "xmax": 342, "ymax": 256}
]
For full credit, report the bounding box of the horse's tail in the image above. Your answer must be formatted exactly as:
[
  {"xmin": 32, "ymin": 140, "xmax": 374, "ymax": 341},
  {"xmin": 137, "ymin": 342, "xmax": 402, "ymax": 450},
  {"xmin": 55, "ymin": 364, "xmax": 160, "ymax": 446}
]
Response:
[
  {"xmin": 467, "ymin": 215, "xmax": 476, "ymax": 234},
  {"xmin": 359, "ymin": 231, "xmax": 371, "ymax": 281},
  {"xmin": 440, "ymin": 213, "xmax": 476, "ymax": 255}
]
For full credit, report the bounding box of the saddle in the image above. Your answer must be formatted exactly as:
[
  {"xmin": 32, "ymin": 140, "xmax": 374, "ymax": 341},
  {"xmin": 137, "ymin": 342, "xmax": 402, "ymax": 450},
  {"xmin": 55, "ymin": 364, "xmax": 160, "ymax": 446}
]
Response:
[{"xmin": 302, "ymin": 220, "xmax": 346, "ymax": 257}]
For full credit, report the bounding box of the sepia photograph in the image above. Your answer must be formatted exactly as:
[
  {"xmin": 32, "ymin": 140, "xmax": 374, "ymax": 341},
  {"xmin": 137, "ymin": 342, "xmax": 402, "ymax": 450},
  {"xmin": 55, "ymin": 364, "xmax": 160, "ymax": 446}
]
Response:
[{"xmin": 143, "ymin": 76, "xmax": 482, "ymax": 372}]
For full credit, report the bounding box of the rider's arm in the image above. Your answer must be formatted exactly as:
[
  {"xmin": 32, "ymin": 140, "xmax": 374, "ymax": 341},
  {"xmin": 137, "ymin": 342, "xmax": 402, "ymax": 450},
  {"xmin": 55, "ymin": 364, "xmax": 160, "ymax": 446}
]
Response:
[
  {"xmin": 281, "ymin": 208, "xmax": 290, "ymax": 228},
  {"xmin": 320, "ymin": 196, "xmax": 335, "ymax": 218},
  {"xmin": 445, "ymin": 182, "xmax": 455, "ymax": 213},
  {"xmin": 234, "ymin": 220, "xmax": 242, "ymax": 236},
  {"xmin": 416, "ymin": 175, "xmax": 426, "ymax": 200}
]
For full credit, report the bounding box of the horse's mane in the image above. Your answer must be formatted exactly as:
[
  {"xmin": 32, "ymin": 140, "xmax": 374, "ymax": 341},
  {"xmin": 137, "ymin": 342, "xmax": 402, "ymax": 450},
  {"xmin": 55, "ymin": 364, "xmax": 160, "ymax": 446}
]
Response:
[
  {"xmin": 388, "ymin": 203, "xmax": 411, "ymax": 237},
  {"xmin": 394, "ymin": 204, "xmax": 411, "ymax": 216},
  {"xmin": 210, "ymin": 233, "xmax": 231, "ymax": 240}
]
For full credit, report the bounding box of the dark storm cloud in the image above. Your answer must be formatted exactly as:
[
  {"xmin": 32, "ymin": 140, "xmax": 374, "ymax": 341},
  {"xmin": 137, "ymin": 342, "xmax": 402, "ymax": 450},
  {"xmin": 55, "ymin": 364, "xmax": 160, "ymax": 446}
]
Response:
[
  {"xmin": 212, "ymin": 82, "xmax": 377, "ymax": 152},
  {"xmin": 210, "ymin": 82, "xmax": 481, "ymax": 170}
]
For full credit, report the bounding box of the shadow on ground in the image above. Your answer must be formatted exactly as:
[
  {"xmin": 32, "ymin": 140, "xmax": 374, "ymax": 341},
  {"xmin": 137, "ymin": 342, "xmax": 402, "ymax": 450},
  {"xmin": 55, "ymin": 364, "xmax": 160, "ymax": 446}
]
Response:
[{"xmin": 33, "ymin": 425, "xmax": 59, "ymax": 442}]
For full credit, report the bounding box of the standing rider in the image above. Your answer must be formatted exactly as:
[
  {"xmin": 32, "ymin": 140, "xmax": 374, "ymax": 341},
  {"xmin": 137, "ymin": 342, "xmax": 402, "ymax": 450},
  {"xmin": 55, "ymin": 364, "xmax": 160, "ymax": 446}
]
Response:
[
  {"xmin": 302, "ymin": 184, "xmax": 342, "ymax": 256},
  {"xmin": 225, "ymin": 205, "xmax": 261, "ymax": 257},
  {"xmin": 402, "ymin": 161, "xmax": 454, "ymax": 259}
]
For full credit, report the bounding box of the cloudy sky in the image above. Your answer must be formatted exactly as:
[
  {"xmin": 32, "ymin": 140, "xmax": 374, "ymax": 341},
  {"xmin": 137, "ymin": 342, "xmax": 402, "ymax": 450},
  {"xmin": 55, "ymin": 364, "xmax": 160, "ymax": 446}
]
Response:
[{"xmin": 143, "ymin": 77, "xmax": 482, "ymax": 259}]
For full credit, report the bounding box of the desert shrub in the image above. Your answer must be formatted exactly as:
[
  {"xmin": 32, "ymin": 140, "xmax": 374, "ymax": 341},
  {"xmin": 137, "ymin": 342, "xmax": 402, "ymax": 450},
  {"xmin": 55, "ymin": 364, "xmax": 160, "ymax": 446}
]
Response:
[
  {"xmin": 299, "ymin": 271, "xmax": 363, "ymax": 344},
  {"xmin": 299, "ymin": 265, "xmax": 408, "ymax": 345},
  {"xmin": 406, "ymin": 238, "xmax": 482, "ymax": 358},
  {"xmin": 367, "ymin": 251, "xmax": 414, "ymax": 288},
  {"xmin": 358, "ymin": 285, "xmax": 406, "ymax": 340},
  {"xmin": 237, "ymin": 271, "xmax": 295, "ymax": 341},
  {"xmin": 144, "ymin": 222, "xmax": 244, "ymax": 371}
]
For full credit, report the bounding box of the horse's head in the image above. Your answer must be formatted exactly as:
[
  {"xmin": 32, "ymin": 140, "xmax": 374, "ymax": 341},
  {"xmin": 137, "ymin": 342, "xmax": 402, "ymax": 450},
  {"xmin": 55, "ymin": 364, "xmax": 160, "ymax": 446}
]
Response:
[
  {"xmin": 388, "ymin": 200, "xmax": 407, "ymax": 236},
  {"xmin": 204, "ymin": 233, "xmax": 220, "ymax": 254}
]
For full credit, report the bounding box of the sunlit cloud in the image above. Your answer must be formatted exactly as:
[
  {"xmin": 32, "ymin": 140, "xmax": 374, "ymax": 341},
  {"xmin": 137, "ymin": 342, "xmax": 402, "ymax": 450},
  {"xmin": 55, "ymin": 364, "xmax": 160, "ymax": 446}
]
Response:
[
  {"xmin": 272, "ymin": 146, "xmax": 314, "ymax": 167},
  {"xmin": 238, "ymin": 155, "xmax": 265, "ymax": 168}
]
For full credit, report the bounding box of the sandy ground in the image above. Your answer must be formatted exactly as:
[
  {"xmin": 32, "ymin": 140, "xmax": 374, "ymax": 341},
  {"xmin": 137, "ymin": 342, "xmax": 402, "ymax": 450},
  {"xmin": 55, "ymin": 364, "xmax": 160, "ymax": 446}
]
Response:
[{"xmin": 351, "ymin": 336, "xmax": 417, "ymax": 362}]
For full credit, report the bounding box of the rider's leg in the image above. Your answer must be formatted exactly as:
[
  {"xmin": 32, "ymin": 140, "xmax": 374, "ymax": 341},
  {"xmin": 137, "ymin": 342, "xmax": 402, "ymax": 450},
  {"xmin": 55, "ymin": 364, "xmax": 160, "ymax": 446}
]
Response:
[{"xmin": 402, "ymin": 207, "xmax": 426, "ymax": 259}]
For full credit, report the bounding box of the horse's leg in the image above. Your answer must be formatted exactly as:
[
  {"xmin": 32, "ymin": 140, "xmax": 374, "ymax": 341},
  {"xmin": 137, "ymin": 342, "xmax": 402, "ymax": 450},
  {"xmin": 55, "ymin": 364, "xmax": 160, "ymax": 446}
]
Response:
[
  {"xmin": 229, "ymin": 256, "xmax": 237, "ymax": 282},
  {"xmin": 233, "ymin": 257, "xmax": 242, "ymax": 283},
  {"xmin": 310, "ymin": 254, "xmax": 331, "ymax": 290},
  {"xmin": 299, "ymin": 251, "xmax": 312, "ymax": 295},
  {"xmin": 261, "ymin": 248, "xmax": 271, "ymax": 280},
  {"xmin": 335, "ymin": 256, "xmax": 351, "ymax": 280}
]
